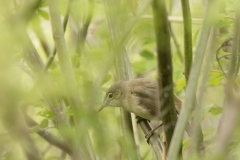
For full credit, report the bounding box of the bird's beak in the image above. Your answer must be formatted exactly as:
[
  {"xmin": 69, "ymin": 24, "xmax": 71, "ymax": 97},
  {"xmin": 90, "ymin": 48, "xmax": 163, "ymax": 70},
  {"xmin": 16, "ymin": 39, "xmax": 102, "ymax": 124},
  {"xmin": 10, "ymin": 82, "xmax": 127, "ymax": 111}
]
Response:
[
  {"xmin": 97, "ymin": 100, "xmax": 108, "ymax": 113},
  {"xmin": 97, "ymin": 105, "xmax": 106, "ymax": 113}
]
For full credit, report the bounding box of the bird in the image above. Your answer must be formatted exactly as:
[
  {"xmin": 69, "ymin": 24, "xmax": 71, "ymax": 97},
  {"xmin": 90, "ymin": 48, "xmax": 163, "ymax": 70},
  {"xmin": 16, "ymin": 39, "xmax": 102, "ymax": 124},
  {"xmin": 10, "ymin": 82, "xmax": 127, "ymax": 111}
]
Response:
[
  {"xmin": 98, "ymin": 78, "xmax": 192, "ymax": 138},
  {"xmin": 98, "ymin": 78, "xmax": 183, "ymax": 121}
]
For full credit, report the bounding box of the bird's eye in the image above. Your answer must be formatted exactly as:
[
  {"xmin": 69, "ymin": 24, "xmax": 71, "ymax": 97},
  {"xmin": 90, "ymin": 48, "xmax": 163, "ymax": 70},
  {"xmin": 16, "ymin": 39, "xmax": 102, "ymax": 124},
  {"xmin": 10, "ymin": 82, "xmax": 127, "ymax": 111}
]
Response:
[{"xmin": 108, "ymin": 93, "xmax": 113, "ymax": 99}]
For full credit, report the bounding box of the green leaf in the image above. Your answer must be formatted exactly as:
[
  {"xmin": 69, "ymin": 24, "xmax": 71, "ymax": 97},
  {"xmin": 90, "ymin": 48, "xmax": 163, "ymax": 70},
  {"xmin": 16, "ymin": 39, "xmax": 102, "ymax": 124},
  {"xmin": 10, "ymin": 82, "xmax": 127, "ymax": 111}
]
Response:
[
  {"xmin": 38, "ymin": 9, "xmax": 49, "ymax": 20},
  {"xmin": 37, "ymin": 110, "xmax": 56, "ymax": 119},
  {"xmin": 40, "ymin": 119, "xmax": 49, "ymax": 128},
  {"xmin": 200, "ymin": 104, "xmax": 215, "ymax": 120},
  {"xmin": 191, "ymin": 104, "xmax": 216, "ymax": 121},
  {"xmin": 64, "ymin": 108, "xmax": 73, "ymax": 117},
  {"xmin": 175, "ymin": 77, "xmax": 186, "ymax": 92},
  {"xmin": 139, "ymin": 50, "xmax": 155, "ymax": 60},
  {"xmin": 209, "ymin": 71, "xmax": 224, "ymax": 86},
  {"xmin": 209, "ymin": 106, "xmax": 223, "ymax": 116}
]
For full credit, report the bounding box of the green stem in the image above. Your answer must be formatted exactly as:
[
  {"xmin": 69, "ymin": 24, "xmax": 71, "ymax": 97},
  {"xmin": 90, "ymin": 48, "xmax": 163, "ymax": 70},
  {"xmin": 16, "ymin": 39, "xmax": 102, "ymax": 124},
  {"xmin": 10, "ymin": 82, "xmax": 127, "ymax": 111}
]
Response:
[
  {"xmin": 44, "ymin": 0, "xmax": 73, "ymax": 71},
  {"xmin": 152, "ymin": 0, "xmax": 178, "ymax": 154},
  {"xmin": 48, "ymin": 0, "xmax": 96, "ymax": 159},
  {"xmin": 103, "ymin": 0, "xmax": 140, "ymax": 159},
  {"xmin": 181, "ymin": 0, "xmax": 192, "ymax": 82},
  {"xmin": 168, "ymin": 1, "xmax": 219, "ymax": 159}
]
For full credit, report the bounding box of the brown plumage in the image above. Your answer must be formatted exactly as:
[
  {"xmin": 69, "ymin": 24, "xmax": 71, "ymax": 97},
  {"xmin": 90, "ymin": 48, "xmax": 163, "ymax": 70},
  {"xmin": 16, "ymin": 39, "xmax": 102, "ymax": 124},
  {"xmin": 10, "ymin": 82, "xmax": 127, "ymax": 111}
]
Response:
[{"xmin": 98, "ymin": 78, "xmax": 182, "ymax": 121}]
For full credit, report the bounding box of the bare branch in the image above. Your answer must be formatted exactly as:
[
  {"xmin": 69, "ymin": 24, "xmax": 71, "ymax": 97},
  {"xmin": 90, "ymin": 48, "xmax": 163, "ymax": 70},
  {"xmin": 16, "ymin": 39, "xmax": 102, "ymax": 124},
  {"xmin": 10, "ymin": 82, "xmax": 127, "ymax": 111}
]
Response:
[{"xmin": 23, "ymin": 113, "xmax": 73, "ymax": 156}]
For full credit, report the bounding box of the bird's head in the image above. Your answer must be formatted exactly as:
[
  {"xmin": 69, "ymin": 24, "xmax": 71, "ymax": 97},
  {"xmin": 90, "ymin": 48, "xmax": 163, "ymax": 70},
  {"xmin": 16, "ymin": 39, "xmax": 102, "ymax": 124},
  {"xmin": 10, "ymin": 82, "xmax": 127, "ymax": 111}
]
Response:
[{"xmin": 97, "ymin": 80, "xmax": 126, "ymax": 112}]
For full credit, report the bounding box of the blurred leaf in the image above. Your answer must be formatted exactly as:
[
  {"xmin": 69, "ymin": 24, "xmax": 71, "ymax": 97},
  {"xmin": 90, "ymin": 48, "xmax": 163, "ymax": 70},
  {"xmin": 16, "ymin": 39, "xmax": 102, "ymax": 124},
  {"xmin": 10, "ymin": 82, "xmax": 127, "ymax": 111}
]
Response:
[
  {"xmin": 139, "ymin": 50, "xmax": 155, "ymax": 60},
  {"xmin": 103, "ymin": 75, "xmax": 112, "ymax": 84},
  {"xmin": 219, "ymin": 13, "xmax": 226, "ymax": 21},
  {"xmin": 145, "ymin": 60, "xmax": 156, "ymax": 70},
  {"xmin": 200, "ymin": 104, "xmax": 215, "ymax": 120},
  {"xmin": 132, "ymin": 61, "xmax": 147, "ymax": 73},
  {"xmin": 203, "ymin": 130, "xmax": 213, "ymax": 138},
  {"xmin": 40, "ymin": 119, "xmax": 49, "ymax": 128},
  {"xmin": 175, "ymin": 77, "xmax": 186, "ymax": 92},
  {"xmin": 191, "ymin": 104, "xmax": 217, "ymax": 121},
  {"xmin": 209, "ymin": 106, "xmax": 223, "ymax": 116},
  {"xmin": 204, "ymin": 139, "xmax": 215, "ymax": 145},
  {"xmin": 209, "ymin": 71, "xmax": 224, "ymax": 86},
  {"xmin": 71, "ymin": 54, "xmax": 81, "ymax": 68},
  {"xmin": 38, "ymin": 9, "xmax": 49, "ymax": 20},
  {"xmin": 37, "ymin": 110, "xmax": 56, "ymax": 119},
  {"xmin": 101, "ymin": 87, "xmax": 108, "ymax": 92},
  {"xmin": 182, "ymin": 138, "xmax": 190, "ymax": 151},
  {"xmin": 40, "ymin": 0, "xmax": 48, "ymax": 8},
  {"xmin": 31, "ymin": 13, "xmax": 41, "ymax": 31},
  {"xmin": 64, "ymin": 108, "xmax": 73, "ymax": 117}
]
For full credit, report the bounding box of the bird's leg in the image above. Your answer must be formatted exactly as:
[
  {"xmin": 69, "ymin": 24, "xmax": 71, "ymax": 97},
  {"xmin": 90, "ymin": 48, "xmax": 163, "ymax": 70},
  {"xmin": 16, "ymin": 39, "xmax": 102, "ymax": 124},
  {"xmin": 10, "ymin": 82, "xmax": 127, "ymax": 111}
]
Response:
[
  {"xmin": 145, "ymin": 123, "xmax": 162, "ymax": 143},
  {"xmin": 136, "ymin": 116, "xmax": 162, "ymax": 143}
]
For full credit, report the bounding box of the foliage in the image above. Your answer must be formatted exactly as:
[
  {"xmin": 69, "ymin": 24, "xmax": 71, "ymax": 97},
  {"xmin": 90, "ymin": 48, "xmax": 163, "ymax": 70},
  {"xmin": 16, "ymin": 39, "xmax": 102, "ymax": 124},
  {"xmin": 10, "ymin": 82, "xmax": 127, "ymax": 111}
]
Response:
[{"xmin": 0, "ymin": 0, "xmax": 240, "ymax": 160}]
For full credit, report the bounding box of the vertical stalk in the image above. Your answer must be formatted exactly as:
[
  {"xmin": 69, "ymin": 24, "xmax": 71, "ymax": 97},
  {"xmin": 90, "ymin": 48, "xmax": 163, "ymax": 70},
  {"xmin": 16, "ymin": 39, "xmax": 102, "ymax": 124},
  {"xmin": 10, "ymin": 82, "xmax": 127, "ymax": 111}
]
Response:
[
  {"xmin": 192, "ymin": 28, "xmax": 217, "ymax": 154},
  {"xmin": 152, "ymin": 0, "xmax": 178, "ymax": 154},
  {"xmin": 44, "ymin": 0, "xmax": 73, "ymax": 71},
  {"xmin": 215, "ymin": 4, "xmax": 240, "ymax": 158},
  {"xmin": 181, "ymin": 0, "xmax": 204, "ymax": 154},
  {"xmin": 168, "ymin": 0, "xmax": 219, "ymax": 159},
  {"xmin": 181, "ymin": 0, "xmax": 192, "ymax": 82},
  {"xmin": 48, "ymin": 0, "xmax": 96, "ymax": 159},
  {"xmin": 103, "ymin": 0, "xmax": 139, "ymax": 159}
]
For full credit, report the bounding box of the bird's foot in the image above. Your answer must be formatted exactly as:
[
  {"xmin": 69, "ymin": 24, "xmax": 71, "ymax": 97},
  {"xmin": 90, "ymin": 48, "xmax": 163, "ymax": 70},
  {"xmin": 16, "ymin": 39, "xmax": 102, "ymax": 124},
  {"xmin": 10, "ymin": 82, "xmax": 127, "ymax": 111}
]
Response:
[
  {"xmin": 145, "ymin": 130, "xmax": 155, "ymax": 144},
  {"xmin": 145, "ymin": 123, "xmax": 162, "ymax": 144}
]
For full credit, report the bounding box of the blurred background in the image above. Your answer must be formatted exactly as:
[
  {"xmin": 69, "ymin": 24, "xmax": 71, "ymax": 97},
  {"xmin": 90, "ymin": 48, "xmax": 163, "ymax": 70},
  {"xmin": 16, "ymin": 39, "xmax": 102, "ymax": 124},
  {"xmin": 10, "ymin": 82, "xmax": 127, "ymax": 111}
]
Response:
[{"xmin": 0, "ymin": 0, "xmax": 238, "ymax": 159}]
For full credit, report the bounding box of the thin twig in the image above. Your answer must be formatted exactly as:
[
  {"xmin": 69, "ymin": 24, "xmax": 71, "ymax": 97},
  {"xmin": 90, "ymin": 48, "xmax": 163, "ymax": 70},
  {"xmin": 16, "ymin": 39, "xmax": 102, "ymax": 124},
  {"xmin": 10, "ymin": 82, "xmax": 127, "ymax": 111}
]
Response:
[
  {"xmin": 23, "ymin": 113, "xmax": 73, "ymax": 155},
  {"xmin": 169, "ymin": 23, "xmax": 183, "ymax": 63},
  {"xmin": 75, "ymin": 0, "xmax": 94, "ymax": 59},
  {"xmin": 137, "ymin": 117, "xmax": 163, "ymax": 160}
]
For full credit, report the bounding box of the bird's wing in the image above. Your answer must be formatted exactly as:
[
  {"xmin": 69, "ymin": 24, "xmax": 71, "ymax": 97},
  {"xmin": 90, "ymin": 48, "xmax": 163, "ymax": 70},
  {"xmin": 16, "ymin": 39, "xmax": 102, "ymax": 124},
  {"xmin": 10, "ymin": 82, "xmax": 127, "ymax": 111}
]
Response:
[{"xmin": 130, "ymin": 79, "xmax": 160, "ymax": 119}]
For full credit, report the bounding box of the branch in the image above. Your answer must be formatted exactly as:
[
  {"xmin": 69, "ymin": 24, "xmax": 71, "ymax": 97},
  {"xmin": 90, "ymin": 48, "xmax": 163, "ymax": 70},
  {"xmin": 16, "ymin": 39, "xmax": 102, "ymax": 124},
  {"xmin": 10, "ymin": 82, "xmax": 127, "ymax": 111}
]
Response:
[
  {"xmin": 23, "ymin": 113, "xmax": 73, "ymax": 155},
  {"xmin": 168, "ymin": 1, "xmax": 219, "ymax": 159},
  {"xmin": 137, "ymin": 117, "xmax": 163, "ymax": 160},
  {"xmin": 152, "ymin": 0, "xmax": 178, "ymax": 155}
]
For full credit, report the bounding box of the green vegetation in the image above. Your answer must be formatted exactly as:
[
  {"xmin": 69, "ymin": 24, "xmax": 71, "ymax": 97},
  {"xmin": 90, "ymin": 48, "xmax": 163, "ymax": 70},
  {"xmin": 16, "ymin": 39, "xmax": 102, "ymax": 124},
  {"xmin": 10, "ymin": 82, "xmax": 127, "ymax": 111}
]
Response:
[{"xmin": 0, "ymin": 0, "xmax": 239, "ymax": 160}]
